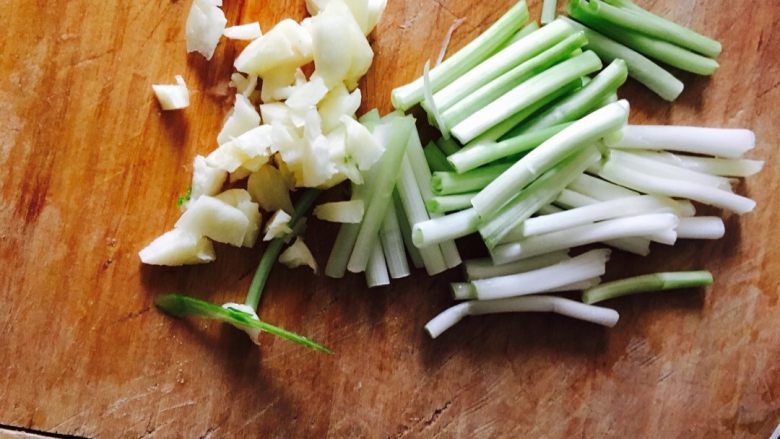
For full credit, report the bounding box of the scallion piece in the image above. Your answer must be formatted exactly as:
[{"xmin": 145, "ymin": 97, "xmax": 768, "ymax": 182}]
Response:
[
  {"xmin": 436, "ymin": 137, "xmax": 461, "ymax": 156},
  {"xmin": 380, "ymin": 201, "xmax": 411, "ymax": 279},
  {"xmin": 427, "ymin": 19, "xmax": 577, "ymax": 117},
  {"xmin": 492, "ymin": 212, "xmax": 678, "ymax": 264},
  {"xmin": 596, "ymin": 157, "xmax": 756, "ymax": 213},
  {"xmin": 412, "ymin": 208, "xmax": 480, "ymax": 248},
  {"xmin": 452, "ymin": 50, "xmax": 603, "ymax": 143},
  {"xmin": 156, "ymin": 294, "xmax": 331, "ymax": 353},
  {"xmin": 541, "ymin": 0, "xmax": 558, "ymax": 24},
  {"xmin": 478, "ymin": 146, "xmax": 602, "ymax": 248},
  {"xmin": 348, "ymin": 117, "xmax": 414, "ymax": 273},
  {"xmin": 426, "ymin": 193, "xmax": 478, "ymax": 214},
  {"xmin": 432, "ymin": 162, "xmax": 513, "ymax": 196},
  {"xmin": 391, "ymin": 1, "xmax": 529, "ymax": 110},
  {"xmin": 472, "ymin": 100, "xmax": 629, "ymax": 220},
  {"xmin": 629, "ymin": 151, "xmax": 764, "ymax": 178},
  {"xmin": 606, "ymin": 125, "xmax": 756, "ymax": 159},
  {"xmin": 568, "ymin": 0, "xmax": 718, "ymax": 75},
  {"xmin": 393, "ymin": 190, "xmax": 425, "ymax": 269},
  {"xmin": 608, "ymin": 149, "xmax": 733, "ymax": 191},
  {"xmin": 366, "ymin": 240, "xmax": 390, "ymax": 287},
  {"xmin": 246, "ymin": 188, "xmax": 319, "ymax": 309},
  {"xmin": 676, "ymin": 217, "xmax": 725, "ymax": 240},
  {"xmin": 424, "ymin": 295, "xmax": 619, "ymax": 338},
  {"xmin": 558, "ymin": 17, "xmax": 683, "ymax": 101},
  {"xmin": 424, "ymin": 141, "xmax": 454, "ymax": 172},
  {"xmin": 463, "ymin": 250, "xmax": 570, "ymax": 280},
  {"xmin": 582, "ymin": 271, "xmax": 713, "ymax": 305},
  {"xmin": 586, "ymin": 0, "xmax": 721, "ymax": 58},
  {"xmin": 441, "ymin": 31, "xmax": 588, "ymax": 129},
  {"xmin": 448, "ymin": 123, "xmax": 571, "ymax": 173},
  {"xmin": 509, "ymin": 58, "xmax": 628, "ymax": 135},
  {"xmin": 465, "ymin": 248, "xmax": 610, "ymax": 300}
]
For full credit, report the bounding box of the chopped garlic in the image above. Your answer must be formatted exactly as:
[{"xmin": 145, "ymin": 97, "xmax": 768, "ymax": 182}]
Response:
[
  {"xmin": 341, "ymin": 115, "xmax": 383, "ymax": 170},
  {"xmin": 247, "ymin": 164, "xmax": 294, "ymax": 213},
  {"xmin": 313, "ymin": 200, "xmax": 364, "ymax": 223},
  {"xmin": 206, "ymin": 141, "xmax": 251, "ymax": 173},
  {"xmin": 264, "ymin": 210, "xmax": 293, "ymax": 241},
  {"xmin": 318, "ymin": 84, "xmax": 361, "ymax": 132},
  {"xmin": 279, "ymin": 237, "xmax": 318, "ymax": 272},
  {"xmin": 234, "ymin": 19, "xmax": 313, "ymax": 76},
  {"xmin": 185, "ymin": 0, "xmax": 227, "ymax": 60},
  {"xmin": 217, "ymin": 94, "xmax": 261, "ymax": 145},
  {"xmin": 222, "ymin": 303, "xmax": 261, "ymax": 345},
  {"xmin": 190, "ymin": 155, "xmax": 227, "ymax": 205},
  {"xmin": 223, "ymin": 22, "xmax": 262, "ymax": 40},
  {"xmin": 139, "ymin": 229, "xmax": 215, "ymax": 266},
  {"xmin": 260, "ymin": 66, "xmax": 303, "ymax": 103},
  {"xmin": 306, "ymin": 0, "xmax": 387, "ymax": 35},
  {"xmin": 215, "ymin": 189, "xmax": 262, "ymax": 247},
  {"xmin": 229, "ymin": 73, "xmax": 258, "ymax": 98},
  {"xmin": 229, "ymin": 167, "xmax": 252, "ymax": 183},
  {"xmin": 176, "ymin": 195, "xmax": 249, "ymax": 247},
  {"xmin": 152, "ymin": 75, "xmax": 190, "ymax": 110},
  {"xmin": 286, "ymin": 75, "xmax": 329, "ymax": 112}
]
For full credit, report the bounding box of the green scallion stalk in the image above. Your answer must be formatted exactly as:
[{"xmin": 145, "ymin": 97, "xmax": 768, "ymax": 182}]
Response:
[
  {"xmin": 541, "ymin": 0, "xmax": 558, "ymax": 24},
  {"xmin": 245, "ymin": 188, "xmax": 319, "ymax": 309},
  {"xmin": 479, "ymin": 147, "xmax": 602, "ymax": 248},
  {"xmin": 505, "ymin": 22, "xmax": 541, "ymax": 46},
  {"xmin": 380, "ymin": 201, "xmax": 411, "ymax": 279},
  {"xmin": 432, "ymin": 162, "xmax": 513, "ymax": 196},
  {"xmin": 427, "ymin": 19, "xmax": 576, "ymax": 117},
  {"xmin": 436, "ymin": 137, "xmax": 461, "ymax": 156},
  {"xmin": 567, "ymin": 0, "xmax": 718, "ymax": 75},
  {"xmin": 393, "ymin": 190, "xmax": 425, "ymax": 269},
  {"xmin": 412, "ymin": 207, "xmax": 481, "ymax": 247},
  {"xmin": 558, "ymin": 17, "xmax": 682, "ymax": 101},
  {"xmin": 587, "ymin": 0, "xmax": 720, "ymax": 58},
  {"xmin": 451, "ymin": 50, "xmax": 603, "ymax": 143},
  {"xmin": 582, "ymin": 271, "xmax": 714, "ymax": 304},
  {"xmin": 348, "ymin": 117, "xmax": 414, "ymax": 273},
  {"xmin": 424, "ymin": 141, "xmax": 454, "ymax": 172},
  {"xmin": 448, "ymin": 123, "xmax": 571, "ymax": 173},
  {"xmin": 365, "ymin": 240, "xmax": 390, "ymax": 287},
  {"xmin": 509, "ymin": 58, "xmax": 628, "ymax": 135},
  {"xmin": 441, "ymin": 30, "xmax": 588, "ymax": 128},
  {"xmin": 471, "ymin": 100, "xmax": 629, "ymax": 220},
  {"xmin": 391, "ymin": 1, "xmax": 529, "ymax": 110},
  {"xmin": 156, "ymin": 294, "xmax": 331, "ymax": 353},
  {"xmin": 426, "ymin": 193, "xmax": 478, "ymax": 214}
]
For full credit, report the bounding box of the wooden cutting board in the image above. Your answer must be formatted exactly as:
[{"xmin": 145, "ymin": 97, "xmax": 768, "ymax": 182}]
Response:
[{"xmin": 1, "ymin": 0, "xmax": 778, "ymax": 437}]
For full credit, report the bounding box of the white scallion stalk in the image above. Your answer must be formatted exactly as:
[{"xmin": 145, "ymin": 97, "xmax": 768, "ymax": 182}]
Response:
[
  {"xmin": 394, "ymin": 191, "xmax": 425, "ymax": 269},
  {"xmin": 314, "ymin": 200, "xmax": 364, "ymax": 223},
  {"xmin": 650, "ymin": 229, "xmax": 677, "ymax": 246},
  {"xmin": 348, "ymin": 117, "xmax": 414, "ymax": 273},
  {"xmin": 546, "ymin": 276, "xmax": 601, "ymax": 292},
  {"xmin": 430, "ymin": 19, "xmax": 576, "ymax": 113},
  {"xmin": 537, "ymin": 204, "xmax": 563, "ymax": 214},
  {"xmin": 396, "ymin": 156, "xmax": 448, "ymax": 275},
  {"xmin": 452, "ymin": 51, "xmax": 603, "ymax": 143},
  {"xmin": 552, "ymin": 189, "xmax": 652, "ymax": 256},
  {"xmin": 676, "ymin": 216, "xmax": 725, "ymax": 240},
  {"xmin": 609, "ymin": 150, "xmax": 733, "ymax": 191},
  {"xmin": 391, "ymin": 1, "xmax": 529, "ymax": 110},
  {"xmin": 629, "ymin": 151, "xmax": 764, "ymax": 178},
  {"xmin": 541, "ymin": 0, "xmax": 558, "ymax": 24},
  {"xmin": 452, "ymin": 277, "xmax": 599, "ymax": 300},
  {"xmin": 478, "ymin": 146, "xmax": 602, "ymax": 248},
  {"xmin": 426, "ymin": 193, "xmax": 478, "ymax": 214},
  {"xmin": 471, "ymin": 100, "xmax": 628, "ymax": 219},
  {"xmin": 463, "ymin": 250, "xmax": 570, "ymax": 280},
  {"xmin": 405, "ymin": 124, "xmax": 462, "ymax": 268},
  {"xmin": 492, "ymin": 212, "xmax": 678, "ymax": 264},
  {"xmin": 596, "ymin": 158, "xmax": 756, "ymax": 214},
  {"xmin": 606, "ymin": 125, "xmax": 756, "ymax": 159},
  {"xmin": 502, "ymin": 195, "xmax": 676, "ymax": 241},
  {"xmin": 380, "ymin": 202, "xmax": 411, "ymax": 279},
  {"xmin": 413, "ymin": 208, "xmax": 480, "ymax": 248},
  {"xmin": 423, "ymin": 60, "xmax": 451, "ymax": 138},
  {"xmin": 424, "ymin": 295, "xmax": 619, "ymax": 338},
  {"xmin": 365, "ymin": 240, "xmax": 390, "ymax": 287},
  {"xmin": 468, "ymin": 249, "xmax": 610, "ymax": 300},
  {"xmin": 568, "ymin": 174, "xmax": 696, "ymax": 216},
  {"xmin": 582, "ymin": 270, "xmax": 713, "ymax": 305}
]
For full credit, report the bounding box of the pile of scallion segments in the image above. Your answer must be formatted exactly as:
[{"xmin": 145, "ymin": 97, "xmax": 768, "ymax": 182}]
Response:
[{"xmin": 378, "ymin": 0, "xmax": 762, "ymax": 338}]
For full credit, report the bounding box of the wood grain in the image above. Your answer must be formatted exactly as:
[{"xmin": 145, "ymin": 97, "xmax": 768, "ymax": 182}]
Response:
[{"xmin": 1, "ymin": 0, "xmax": 778, "ymax": 437}]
